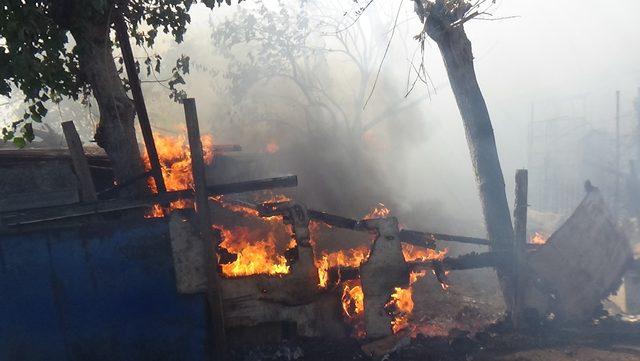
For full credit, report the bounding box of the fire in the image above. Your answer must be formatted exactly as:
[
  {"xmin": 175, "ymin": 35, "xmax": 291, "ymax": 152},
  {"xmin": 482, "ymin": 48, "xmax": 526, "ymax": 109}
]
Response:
[
  {"xmin": 364, "ymin": 203, "xmax": 390, "ymax": 219},
  {"xmin": 218, "ymin": 201, "xmax": 261, "ymax": 217},
  {"xmin": 401, "ymin": 244, "xmax": 447, "ymax": 262},
  {"xmin": 386, "ymin": 286, "xmax": 414, "ymax": 333},
  {"xmin": 265, "ymin": 141, "xmax": 279, "ymax": 154},
  {"xmin": 212, "ymin": 196, "xmax": 296, "ymax": 277},
  {"xmin": 217, "ymin": 226, "xmax": 290, "ymax": 277},
  {"xmin": 385, "ymin": 270, "xmax": 431, "ymax": 334},
  {"xmin": 530, "ymin": 231, "xmax": 549, "ymax": 245},
  {"xmin": 143, "ymin": 133, "xmax": 214, "ymax": 217},
  {"xmin": 381, "ymin": 245, "xmax": 450, "ymax": 334},
  {"xmin": 145, "ymin": 133, "xmax": 214, "ymax": 192},
  {"xmin": 341, "ymin": 279, "xmax": 366, "ymax": 338},
  {"xmin": 341, "ymin": 280, "xmax": 365, "ymax": 317},
  {"xmin": 315, "ymin": 247, "xmax": 371, "ymax": 288},
  {"xmin": 142, "ymin": 134, "xmax": 295, "ymax": 277}
]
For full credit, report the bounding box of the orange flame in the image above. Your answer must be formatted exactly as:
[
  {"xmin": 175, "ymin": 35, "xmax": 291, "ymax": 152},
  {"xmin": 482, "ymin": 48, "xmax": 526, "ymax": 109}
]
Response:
[
  {"xmin": 364, "ymin": 203, "xmax": 390, "ymax": 219},
  {"xmin": 315, "ymin": 247, "xmax": 371, "ymax": 288},
  {"xmin": 386, "ymin": 286, "xmax": 414, "ymax": 333},
  {"xmin": 341, "ymin": 279, "xmax": 366, "ymax": 338},
  {"xmin": 214, "ymin": 197, "xmax": 294, "ymax": 277},
  {"xmin": 385, "ymin": 269, "xmax": 432, "ymax": 334},
  {"xmin": 381, "ymin": 245, "xmax": 450, "ymax": 334},
  {"xmin": 265, "ymin": 141, "xmax": 279, "ymax": 154},
  {"xmin": 142, "ymin": 133, "xmax": 295, "ymax": 278},
  {"xmin": 530, "ymin": 231, "xmax": 548, "ymax": 245},
  {"xmin": 401, "ymin": 244, "xmax": 448, "ymax": 262},
  {"xmin": 143, "ymin": 133, "xmax": 214, "ymax": 217},
  {"xmin": 217, "ymin": 226, "xmax": 290, "ymax": 277}
]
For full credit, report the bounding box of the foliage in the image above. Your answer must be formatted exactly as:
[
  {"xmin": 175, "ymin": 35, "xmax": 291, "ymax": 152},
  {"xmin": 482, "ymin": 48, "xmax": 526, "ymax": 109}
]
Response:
[
  {"xmin": 209, "ymin": 0, "xmax": 417, "ymax": 142},
  {"xmin": 211, "ymin": 1, "xmax": 317, "ymax": 103},
  {"xmin": 0, "ymin": 0, "xmax": 235, "ymax": 147}
]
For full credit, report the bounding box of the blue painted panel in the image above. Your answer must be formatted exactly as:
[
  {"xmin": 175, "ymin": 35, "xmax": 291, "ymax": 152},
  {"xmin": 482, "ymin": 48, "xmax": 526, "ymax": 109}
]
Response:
[{"xmin": 0, "ymin": 219, "xmax": 210, "ymax": 361}]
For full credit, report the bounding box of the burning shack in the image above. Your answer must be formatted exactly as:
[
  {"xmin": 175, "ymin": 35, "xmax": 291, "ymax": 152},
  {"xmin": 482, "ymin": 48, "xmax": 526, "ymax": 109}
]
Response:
[
  {"xmin": 2, "ymin": 1, "xmax": 640, "ymax": 360},
  {"xmin": 1, "ymin": 100, "xmax": 637, "ymax": 361}
]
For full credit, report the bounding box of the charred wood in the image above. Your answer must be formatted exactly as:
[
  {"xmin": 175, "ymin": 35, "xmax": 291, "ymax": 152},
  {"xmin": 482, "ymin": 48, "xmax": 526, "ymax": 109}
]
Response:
[{"xmin": 1, "ymin": 175, "xmax": 298, "ymax": 227}]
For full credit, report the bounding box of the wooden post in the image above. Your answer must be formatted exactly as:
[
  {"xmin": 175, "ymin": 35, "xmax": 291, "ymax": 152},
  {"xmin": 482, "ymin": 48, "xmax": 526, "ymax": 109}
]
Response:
[
  {"xmin": 62, "ymin": 121, "xmax": 97, "ymax": 203},
  {"xmin": 113, "ymin": 11, "xmax": 166, "ymax": 194},
  {"xmin": 615, "ymin": 90, "xmax": 620, "ymax": 217},
  {"xmin": 183, "ymin": 98, "xmax": 227, "ymax": 357},
  {"xmin": 512, "ymin": 169, "xmax": 528, "ymax": 327}
]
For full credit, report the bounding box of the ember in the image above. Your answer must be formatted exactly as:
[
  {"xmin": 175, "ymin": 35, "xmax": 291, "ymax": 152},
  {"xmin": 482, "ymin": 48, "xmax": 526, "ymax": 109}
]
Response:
[
  {"xmin": 530, "ymin": 231, "xmax": 549, "ymax": 245},
  {"xmin": 265, "ymin": 141, "xmax": 280, "ymax": 154},
  {"xmin": 364, "ymin": 202, "xmax": 391, "ymax": 219}
]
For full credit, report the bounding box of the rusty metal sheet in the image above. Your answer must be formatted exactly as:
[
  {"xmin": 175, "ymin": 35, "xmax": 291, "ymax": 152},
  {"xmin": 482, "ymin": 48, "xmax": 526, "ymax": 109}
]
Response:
[{"xmin": 522, "ymin": 189, "xmax": 633, "ymax": 321}]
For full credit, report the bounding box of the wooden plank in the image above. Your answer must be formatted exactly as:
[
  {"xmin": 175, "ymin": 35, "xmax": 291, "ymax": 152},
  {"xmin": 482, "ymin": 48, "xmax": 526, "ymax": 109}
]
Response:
[
  {"xmin": 62, "ymin": 121, "xmax": 97, "ymax": 202},
  {"xmin": 113, "ymin": 11, "xmax": 166, "ymax": 194},
  {"xmin": 0, "ymin": 176, "xmax": 298, "ymax": 227},
  {"xmin": 183, "ymin": 98, "xmax": 227, "ymax": 356},
  {"xmin": 0, "ymin": 148, "xmax": 109, "ymax": 161},
  {"xmin": 512, "ymin": 169, "xmax": 528, "ymax": 327},
  {"xmin": 359, "ymin": 217, "xmax": 408, "ymax": 338},
  {"xmin": 212, "ymin": 144, "xmax": 242, "ymax": 152},
  {"xmin": 0, "ymin": 188, "xmax": 79, "ymax": 213},
  {"xmin": 306, "ymin": 209, "xmax": 490, "ymax": 247},
  {"xmin": 209, "ymin": 175, "xmax": 297, "ymax": 195},
  {"xmin": 400, "ymin": 230, "xmax": 490, "ymax": 247}
]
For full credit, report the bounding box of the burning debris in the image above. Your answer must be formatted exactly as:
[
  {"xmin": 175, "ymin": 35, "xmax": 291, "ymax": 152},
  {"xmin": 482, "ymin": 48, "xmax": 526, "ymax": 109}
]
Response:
[
  {"xmin": 529, "ymin": 232, "xmax": 548, "ymax": 245},
  {"xmin": 8, "ymin": 122, "xmax": 632, "ymax": 360},
  {"xmin": 143, "ymin": 133, "xmax": 214, "ymax": 217},
  {"xmin": 520, "ymin": 187, "xmax": 633, "ymax": 323},
  {"xmin": 144, "ymin": 142, "xmax": 452, "ymax": 342},
  {"xmin": 2, "ymin": 91, "xmax": 636, "ymax": 361}
]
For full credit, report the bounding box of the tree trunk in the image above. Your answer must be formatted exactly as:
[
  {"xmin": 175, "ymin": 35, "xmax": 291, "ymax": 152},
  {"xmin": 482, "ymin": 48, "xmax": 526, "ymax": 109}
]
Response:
[
  {"xmin": 71, "ymin": 21, "xmax": 146, "ymax": 196},
  {"xmin": 415, "ymin": 0, "xmax": 515, "ymax": 310}
]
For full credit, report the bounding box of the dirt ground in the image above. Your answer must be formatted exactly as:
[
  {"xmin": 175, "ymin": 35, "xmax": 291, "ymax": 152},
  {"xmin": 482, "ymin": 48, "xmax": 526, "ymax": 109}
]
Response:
[{"xmin": 489, "ymin": 345, "xmax": 640, "ymax": 361}]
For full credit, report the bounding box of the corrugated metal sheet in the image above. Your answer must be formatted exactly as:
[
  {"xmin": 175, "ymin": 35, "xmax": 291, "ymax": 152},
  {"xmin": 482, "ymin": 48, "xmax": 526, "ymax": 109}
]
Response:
[{"xmin": 0, "ymin": 219, "xmax": 210, "ymax": 361}]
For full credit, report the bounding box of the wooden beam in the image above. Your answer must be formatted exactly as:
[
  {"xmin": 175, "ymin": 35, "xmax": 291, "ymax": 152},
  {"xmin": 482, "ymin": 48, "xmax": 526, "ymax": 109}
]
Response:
[
  {"xmin": 62, "ymin": 121, "xmax": 97, "ymax": 202},
  {"xmin": 306, "ymin": 209, "xmax": 490, "ymax": 247},
  {"xmin": 212, "ymin": 176, "xmax": 297, "ymax": 195},
  {"xmin": 327, "ymin": 251, "xmax": 507, "ymax": 284},
  {"xmin": 512, "ymin": 169, "xmax": 528, "ymax": 327},
  {"xmin": 183, "ymin": 98, "xmax": 227, "ymax": 356},
  {"xmin": 112, "ymin": 11, "xmax": 166, "ymax": 194},
  {"xmin": 399, "ymin": 230, "xmax": 490, "ymax": 247},
  {"xmin": 0, "ymin": 176, "xmax": 298, "ymax": 227}
]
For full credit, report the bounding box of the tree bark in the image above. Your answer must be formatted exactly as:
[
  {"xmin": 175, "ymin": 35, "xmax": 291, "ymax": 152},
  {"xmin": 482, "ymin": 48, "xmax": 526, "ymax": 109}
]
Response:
[
  {"xmin": 70, "ymin": 20, "xmax": 146, "ymax": 196},
  {"xmin": 414, "ymin": 0, "xmax": 515, "ymax": 310}
]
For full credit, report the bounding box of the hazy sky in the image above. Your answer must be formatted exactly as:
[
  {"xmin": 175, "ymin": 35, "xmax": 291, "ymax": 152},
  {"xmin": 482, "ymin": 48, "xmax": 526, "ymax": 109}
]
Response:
[
  {"xmin": 171, "ymin": 0, "xmax": 640, "ymax": 227},
  {"xmin": 4, "ymin": 0, "xmax": 639, "ymax": 232},
  {"xmin": 369, "ymin": 0, "xmax": 640, "ymax": 222}
]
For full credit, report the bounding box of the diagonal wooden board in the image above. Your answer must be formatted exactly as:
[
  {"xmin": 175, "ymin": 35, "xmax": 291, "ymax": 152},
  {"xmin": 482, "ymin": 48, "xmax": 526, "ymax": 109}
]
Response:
[{"xmin": 522, "ymin": 189, "xmax": 633, "ymax": 321}]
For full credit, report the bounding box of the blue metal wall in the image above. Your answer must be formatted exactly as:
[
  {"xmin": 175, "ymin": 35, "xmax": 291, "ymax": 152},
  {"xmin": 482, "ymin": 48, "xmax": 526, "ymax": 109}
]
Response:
[{"xmin": 0, "ymin": 219, "xmax": 210, "ymax": 361}]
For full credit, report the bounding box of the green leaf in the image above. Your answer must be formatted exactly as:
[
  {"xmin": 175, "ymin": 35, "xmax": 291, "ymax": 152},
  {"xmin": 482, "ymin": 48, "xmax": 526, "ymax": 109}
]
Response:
[
  {"xmin": 12, "ymin": 137, "xmax": 26, "ymax": 148},
  {"xmin": 23, "ymin": 123, "xmax": 35, "ymax": 142},
  {"xmin": 2, "ymin": 130, "xmax": 14, "ymax": 141}
]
